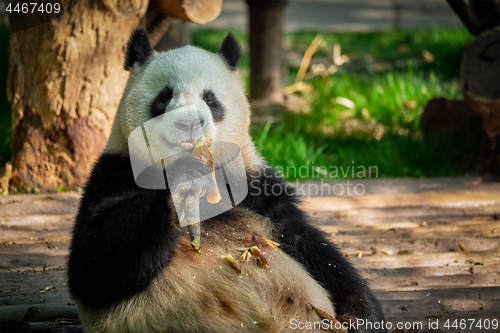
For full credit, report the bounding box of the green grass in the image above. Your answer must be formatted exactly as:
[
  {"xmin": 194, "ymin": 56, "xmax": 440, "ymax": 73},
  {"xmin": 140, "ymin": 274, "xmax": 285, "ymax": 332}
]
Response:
[
  {"xmin": 251, "ymin": 121, "xmax": 464, "ymax": 179},
  {"xmin": 192, "ymin": 27, "xmax": 474, "ymax": 180},
  {"xmin": 304, "ymin": 69, "xmax": 461, "ymax": 133},
  {"xmin": 285, "ymin": 26, "xmax": 472, "ymax": 80},
  {"xmin": 0, "ymin": 22, "xmax": 11, "ymax": 166}
]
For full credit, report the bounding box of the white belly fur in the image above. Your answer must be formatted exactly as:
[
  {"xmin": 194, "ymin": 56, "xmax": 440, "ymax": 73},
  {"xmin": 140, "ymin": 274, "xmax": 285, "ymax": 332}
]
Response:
[{"xmin": 77, "ymin": 208, "xmax": 335, "ymax": 333}]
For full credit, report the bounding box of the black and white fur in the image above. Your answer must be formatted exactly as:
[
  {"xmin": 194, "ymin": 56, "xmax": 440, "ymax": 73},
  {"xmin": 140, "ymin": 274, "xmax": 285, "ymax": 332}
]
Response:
[{"xmin": 68, "ymin": 29, "xmax": 385, "ymax": 333}]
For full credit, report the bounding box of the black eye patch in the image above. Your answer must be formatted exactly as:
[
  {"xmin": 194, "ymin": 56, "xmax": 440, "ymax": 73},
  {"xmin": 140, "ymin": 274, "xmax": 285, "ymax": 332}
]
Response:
[
  {"xmin": 203, "ymin": 90, "xmax": 224, "ymax": 122},
  {"xmin": 150, "ymin": 86, "xmax": 173, "ymax": 119}
]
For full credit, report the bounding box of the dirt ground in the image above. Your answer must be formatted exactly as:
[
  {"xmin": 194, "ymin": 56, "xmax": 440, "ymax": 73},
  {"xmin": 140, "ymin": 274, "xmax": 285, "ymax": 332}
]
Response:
[{"xmin": 1, "ymin": 177, "xmax": 499, "ymax": 332}]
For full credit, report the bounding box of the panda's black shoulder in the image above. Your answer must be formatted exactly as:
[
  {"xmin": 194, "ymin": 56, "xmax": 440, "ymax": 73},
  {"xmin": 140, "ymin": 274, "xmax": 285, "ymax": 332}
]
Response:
[
  {"xmin": 75, "ymin": 152, "xmax": 137, "ymax": 221},
  {"xmin": 69, "ymin": 152, "xmax": 175, "ymax": 309},
  {"xmin": 242, "ymin": 167, "xmax": 300, "ymax": 215},
  {"xmin": 83, "ymin": 153, "xmax": 136, "ymax": 195}
]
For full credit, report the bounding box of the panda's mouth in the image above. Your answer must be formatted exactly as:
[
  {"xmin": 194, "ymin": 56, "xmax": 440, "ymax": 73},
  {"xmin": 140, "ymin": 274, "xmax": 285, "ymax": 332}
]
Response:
[{"xmin": 162, "ymin": 136, "xmax": 200, "ymax": 150}]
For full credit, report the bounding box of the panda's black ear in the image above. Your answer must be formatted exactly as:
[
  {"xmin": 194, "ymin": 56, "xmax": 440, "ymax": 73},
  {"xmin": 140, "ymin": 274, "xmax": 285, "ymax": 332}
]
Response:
[
  {"xmin": 124, "ymin": 28, "xmax": 153, "ymax": 71},
  {"xmin": 218, "ymin": 33, "xmax": 241, "ymax": 71}
]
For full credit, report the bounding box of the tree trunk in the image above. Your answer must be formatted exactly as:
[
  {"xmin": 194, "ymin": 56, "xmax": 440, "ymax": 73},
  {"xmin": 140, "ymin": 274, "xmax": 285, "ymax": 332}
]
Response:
[
  {"xmin": 6, "ymin": 0, "xmax": 148, "ymax": 192},
  {"xmin": 461, "ymin": 28, "xmax": 500, "ymax": 138},
  {"xmin": 247, "ymin": 0, "xmax": 286, "ymax": 105},
  {"xmin": 446, "ymin": 0, "xmax": 500, "ymax": 36}
]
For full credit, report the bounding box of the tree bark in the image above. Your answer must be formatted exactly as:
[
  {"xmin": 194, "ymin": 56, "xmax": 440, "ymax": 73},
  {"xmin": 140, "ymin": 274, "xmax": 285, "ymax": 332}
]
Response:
[
  {"xmin": 146, "ymin": 13, "xmax": 172, "ymax": 49},
  {"xmin": 149, "ymin": 0, "xmax": 222, "ymax": 25},
  {"xmin": 247, "ymin": 0, "xmax": 286, "ymax": 105},
  {"xmin": 446, "ymin": 0, "xmax": 500, "ymax": 36},
  {"xmin": 7, "ymin": 0, "xmax": 148, "ymax": 192},
  {"xmin": 460, "ymin": 28, "xmax": 500, "ymax": 138}
]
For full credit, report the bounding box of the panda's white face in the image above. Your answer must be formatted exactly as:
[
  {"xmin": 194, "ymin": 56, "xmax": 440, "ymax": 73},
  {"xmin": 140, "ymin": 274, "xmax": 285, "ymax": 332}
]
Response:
[
  {"xmin": 106, "ymin": 32, "xmax": 263, "ymax": 172},
  {"xmin": 124, "ymin": 46, "xmax": 249, "ymax": 166}
]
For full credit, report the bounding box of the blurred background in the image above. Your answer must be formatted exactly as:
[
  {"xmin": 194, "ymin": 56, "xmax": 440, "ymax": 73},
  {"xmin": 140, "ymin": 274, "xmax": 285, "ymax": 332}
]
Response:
[{"xmin": 0, "ymin": 0, "xmax": 499, "ymax": 193}]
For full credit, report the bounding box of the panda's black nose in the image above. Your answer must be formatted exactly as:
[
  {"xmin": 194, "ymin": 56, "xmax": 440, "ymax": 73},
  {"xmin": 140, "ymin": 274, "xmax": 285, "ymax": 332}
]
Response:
[{"xmin": 175, "ymin": 119, "xmax": 204, "ymax": 132}]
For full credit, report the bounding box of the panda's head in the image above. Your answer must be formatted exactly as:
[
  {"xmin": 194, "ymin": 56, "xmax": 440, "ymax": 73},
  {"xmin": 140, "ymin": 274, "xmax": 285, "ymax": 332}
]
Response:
[{"xmin": 106, "ymin": 29, "xmax": 263, "ymax": 172}]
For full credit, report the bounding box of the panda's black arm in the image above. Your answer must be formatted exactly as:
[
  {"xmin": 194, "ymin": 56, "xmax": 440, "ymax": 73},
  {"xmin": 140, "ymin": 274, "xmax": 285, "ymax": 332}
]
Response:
[
  {"xmin": 68, "ymin": 153, "xmax": 180, "ymax": 310},
  {"xmin": 241, "ymin": 168, "xmax": 385, "ymax": 331}
]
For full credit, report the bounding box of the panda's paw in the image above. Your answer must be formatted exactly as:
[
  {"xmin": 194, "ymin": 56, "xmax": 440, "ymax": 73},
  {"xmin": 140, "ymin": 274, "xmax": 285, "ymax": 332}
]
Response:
[{"xmin": 166, "ymin": 156, "xmax": 216, "ymax": 203}]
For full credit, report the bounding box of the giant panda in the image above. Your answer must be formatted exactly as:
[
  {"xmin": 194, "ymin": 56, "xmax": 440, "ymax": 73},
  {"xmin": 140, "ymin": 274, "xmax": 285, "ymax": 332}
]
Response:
[{"xmin": 68, "ymin": 29, "xmax": 386, "ymax": 333}]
